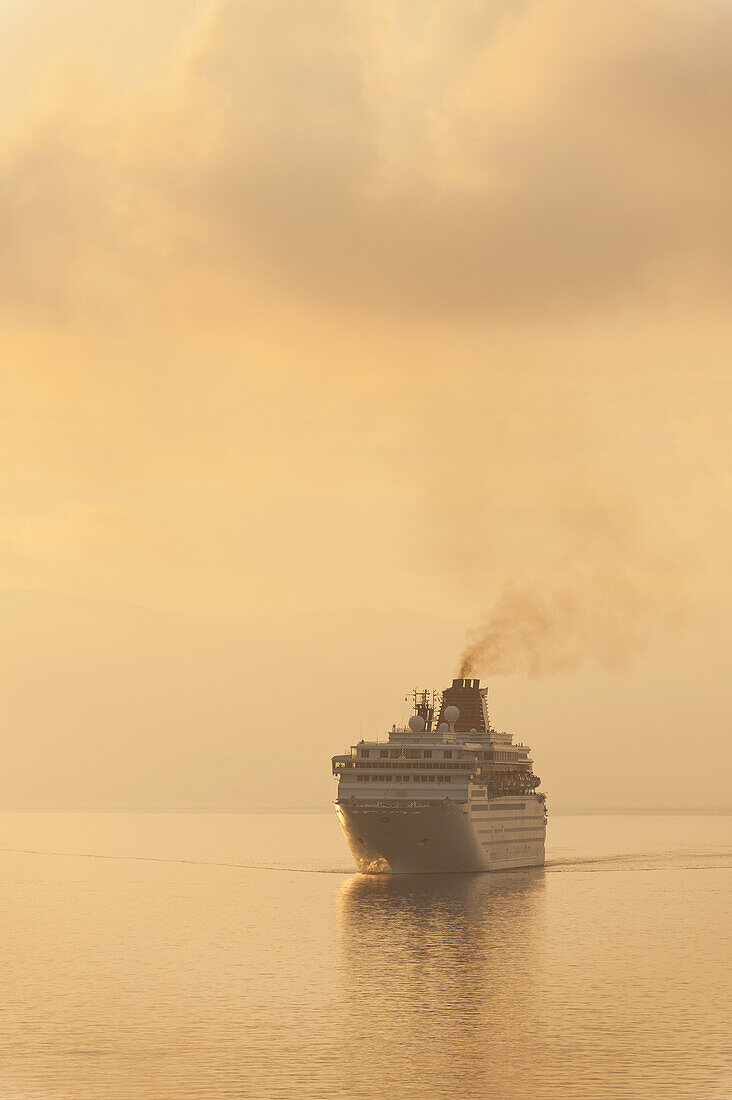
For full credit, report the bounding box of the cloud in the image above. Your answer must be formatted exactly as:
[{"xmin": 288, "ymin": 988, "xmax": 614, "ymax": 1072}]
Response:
[{"xmin": 0, "ymin": 0, "xmax": 730, "ymax": 322}]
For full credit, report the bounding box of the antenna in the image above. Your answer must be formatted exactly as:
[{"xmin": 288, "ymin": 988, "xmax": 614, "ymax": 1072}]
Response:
[{"xmin": 412, "ymin": 687, "xmax": 437, "ymax": 732}]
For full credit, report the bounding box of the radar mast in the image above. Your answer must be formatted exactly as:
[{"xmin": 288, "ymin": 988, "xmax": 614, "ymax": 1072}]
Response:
[{"xmin": 412, "ymin": 688, "xmax": 439, "ymax": 732}]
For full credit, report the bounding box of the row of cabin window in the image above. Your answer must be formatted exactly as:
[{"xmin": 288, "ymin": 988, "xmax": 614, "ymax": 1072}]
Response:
[
  {"xmin": 360, "ymin": 749, "xmax": 458, "ymax": 760},
  {"xmin": 359, "ymin": 748, "xmax": 526, "ymax": 762},
  {"xmin": 353, "ymin": 761, "xmax": 472, "ymax": 770},
  {"xmin": 355, "ymin": 774, "xmax": 453, "ymax": 783}
]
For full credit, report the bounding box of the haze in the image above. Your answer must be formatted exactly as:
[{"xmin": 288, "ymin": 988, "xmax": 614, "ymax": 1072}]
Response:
[{"xmin": 1, "ymin": 0, "xmax": 730, "ymax": 811}]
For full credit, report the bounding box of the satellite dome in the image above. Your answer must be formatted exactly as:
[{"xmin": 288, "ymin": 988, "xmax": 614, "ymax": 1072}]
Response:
[
  {"xmin": 408, "ymin": 714, "xmax": 425, "ymax": 733},
  {"xmin": 438, "ymin": 722, "xmax": 449, "ymax": 733},
  {"xmin": 444, "ymin": 705, "xmax": 460, "ymax": 724},
  {"xmin": 470, "ymin": 728, "xmax": 477, "ymax": 734}
]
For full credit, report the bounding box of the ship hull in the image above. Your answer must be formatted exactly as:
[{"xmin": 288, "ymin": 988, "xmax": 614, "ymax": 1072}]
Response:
[{"xmin": 335, "ymin": 795, "xmax": 546, "ymax": 874}]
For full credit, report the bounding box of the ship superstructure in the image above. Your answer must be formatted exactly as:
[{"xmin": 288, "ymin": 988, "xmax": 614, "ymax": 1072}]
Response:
[{"xmin": 332, "ymin": 677, "xmax": 547, "ymax": 873}]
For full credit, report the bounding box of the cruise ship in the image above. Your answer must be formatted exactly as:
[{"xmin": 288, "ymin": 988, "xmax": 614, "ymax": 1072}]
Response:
[{"xmin": 332, "ymin": 677, "xmax": 547, "ymax": 873}]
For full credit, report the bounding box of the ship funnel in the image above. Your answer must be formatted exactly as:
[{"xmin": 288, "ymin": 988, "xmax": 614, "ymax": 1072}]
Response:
[{"xmin": 436, "ymin": 677, "xmax": 489, "ymax": 734}]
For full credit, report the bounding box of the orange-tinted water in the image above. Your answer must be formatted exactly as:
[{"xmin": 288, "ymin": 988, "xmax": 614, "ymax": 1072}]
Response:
[{"xmin": 0, "ymin": 812, "xmax": 729, "ymax": 1099}]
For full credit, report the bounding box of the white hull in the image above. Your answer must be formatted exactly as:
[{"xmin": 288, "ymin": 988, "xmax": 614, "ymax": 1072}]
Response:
[{"xmin": 335, "ymin": 794, "xmax": 546, "ymax": 874}]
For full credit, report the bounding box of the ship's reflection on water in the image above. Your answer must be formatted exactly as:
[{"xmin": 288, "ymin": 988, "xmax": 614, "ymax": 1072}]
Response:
[
  {"xmin": 336, "ymin": 871, "xmax": 546, "ymax": 1094},
  {"xmin": 337, "ymin": 868, "xmax": 545, "ymax": 936}
]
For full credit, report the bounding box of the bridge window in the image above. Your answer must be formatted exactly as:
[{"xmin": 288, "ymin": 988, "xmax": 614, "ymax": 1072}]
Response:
[{"xmin": 380, "ymin": 749, "xmax": 388, "ymax": 758}]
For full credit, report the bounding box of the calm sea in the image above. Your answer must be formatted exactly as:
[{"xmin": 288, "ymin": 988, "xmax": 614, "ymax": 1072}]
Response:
[{"xmin": 0, "ymin": 812, "xmax": 729, "ymax": 1099}]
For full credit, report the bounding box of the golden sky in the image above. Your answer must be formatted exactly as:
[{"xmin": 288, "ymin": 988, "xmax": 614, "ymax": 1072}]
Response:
[{"xmin": 1, "ymin": 0, "xmax": 730, "ymax": 808}]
